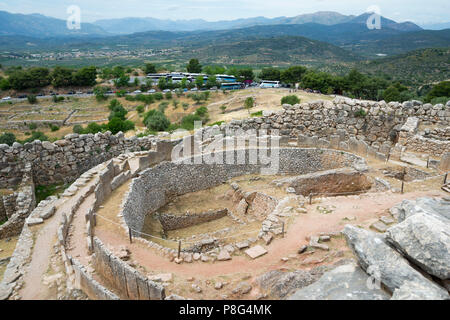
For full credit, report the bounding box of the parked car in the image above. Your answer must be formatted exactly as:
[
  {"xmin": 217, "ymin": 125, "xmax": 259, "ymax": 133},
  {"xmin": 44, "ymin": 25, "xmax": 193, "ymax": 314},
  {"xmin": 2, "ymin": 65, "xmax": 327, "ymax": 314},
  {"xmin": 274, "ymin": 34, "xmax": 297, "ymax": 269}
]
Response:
[
  {"xmin": 190, "ymin": 88, "xmax": 198, "ymax": 91},
  {"xmin": 163, "ymin": 89, "xmax": 171, "ymax": 93},
  {"xmin": 1, "ymin": 96, "xmax": 11, "ymax": 101},
  {"xmin": 18, "ymin": 95, "xmax": 27, "ymax": 99},
  {"xmin": 133, "ymin": 90, "xmax": 142, "ymax": 94},
  {"xmin": 147, "ymin": 89, "xmax": 156, "ymax": 93}
]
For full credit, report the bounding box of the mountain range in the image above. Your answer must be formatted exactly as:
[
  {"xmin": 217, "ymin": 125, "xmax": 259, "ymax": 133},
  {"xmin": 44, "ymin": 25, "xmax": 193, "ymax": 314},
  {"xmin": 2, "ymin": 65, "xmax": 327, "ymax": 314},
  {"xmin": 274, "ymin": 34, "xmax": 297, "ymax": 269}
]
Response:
[{"xmin": 0, "ymin": 10, "xmax": 425, "ymax": 38}]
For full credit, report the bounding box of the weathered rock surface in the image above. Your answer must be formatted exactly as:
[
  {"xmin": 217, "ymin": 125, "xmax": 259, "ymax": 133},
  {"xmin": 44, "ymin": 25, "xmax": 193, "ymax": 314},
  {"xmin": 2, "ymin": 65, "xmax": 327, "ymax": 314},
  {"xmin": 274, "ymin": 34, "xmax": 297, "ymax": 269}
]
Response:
[
  {"xmin": 386, "ymin": 212, "xmax": 450, "ymax": 280},
  {"xmin": 256, "ymin": 269, "xmax": 322, "ymax": 299},
  {"xmin": 391, "ymin": 281, "xmax": 448, "ymax": 300},
  {"xmin": 288, "ymin": 264, "xmax": 390, "ymax": 300},
  {"xmin": 392, "ymin": 197, "xmax": 450, "ymax": 223},
  {"xmin": 343, "ymin": 225, "xmax": 449, "ymax": 299}
]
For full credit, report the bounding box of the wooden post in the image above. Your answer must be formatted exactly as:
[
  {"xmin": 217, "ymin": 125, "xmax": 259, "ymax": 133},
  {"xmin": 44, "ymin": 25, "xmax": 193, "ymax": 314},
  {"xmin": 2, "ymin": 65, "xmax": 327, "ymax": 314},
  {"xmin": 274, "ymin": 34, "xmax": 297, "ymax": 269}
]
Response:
[
  {"xmin": 93, "ymin": 213, "xmax": 97, "ymax": 227},
  {"xmin": 89, "ymin": 213, "xmax": 94, "ymax": 252},
  {"xmin": 445, "ymin": 173, "xmax": 448, "ymax": 184},
  {"xmin": 177, "ymin": 240, "xmax": 181, "ymax": 259},
  {"xmin": 128, "ymin": 227, "xmax": 132, "ymax": 244},
  {"xmin": 427, "ymin": 156, "xmax": 430, "ymax": 168},
  {"xmin": 309, "ymin": 193, "xmax": 313, "ymax": 205},
  {"xmin": 281, "ymin": 221, "xmax": 285, "ymax": 238},
  {"xmin": 401, "ymin": 180, "xmax": 404, "ymax": 194}
]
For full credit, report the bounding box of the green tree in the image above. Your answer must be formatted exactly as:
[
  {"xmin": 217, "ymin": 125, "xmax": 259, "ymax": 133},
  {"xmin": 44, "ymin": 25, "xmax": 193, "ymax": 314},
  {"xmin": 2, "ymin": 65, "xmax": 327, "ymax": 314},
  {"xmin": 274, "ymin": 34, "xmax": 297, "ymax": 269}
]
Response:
[
  {"xmin": 158, "ymin": 77, "xmax": 167, "ymax": 90},
  {"xmin": 27, "ymin": 95, "xmax": 37, "ymax": 104},
  {"xmin": 93, "ymin": 86, "xmax": 108, "ymax": 101},
  {"xmin": 206, "ymin": 76, "xmax": 218, "ymax": 89},
  {"xmin": 51, "ymin": 67, "xmax": 74, "ymax": 87},
  {"xmin": 72, "ymin": 66, "xmax": 97, "ymax": 86},
  {"xmin": 195, "ymin": 76, "xmax": 204, "ymax": 89},
  {"xmin": 237, "ymin": 68, "xmax": 255, "ymax": 82},
  {"xmin": 281, "ymin": 66, "xmax": 307, "ymax": 86},
  {"xmin": 143, "ymin": 110, "xmax": 170, "ymax": 131},
  {"xmin": 425, "ymin": 81, "xmax": 450, "ymax": 103},
  {"xmin": 0, "ymin": 133, "xmax": 16, "ymax": 146},
  {"xmin": 259, "ymin": 68, "xmax": 281, "ymax": 81},
  {"xmin": 281, "ymin": 95, "xmax": 300, "ymax": 105},
  {"xmin": 244, "ymin": 97, "xmax": 255, "ymax": 113},
  {"xmin": 144, "ymin": 63, "xmax": 157, "ymax": 74},
  {"xmin": 187, "ymin": 59, "xmax": 202, "ymax": 73},
  {"xmin": 107, "ymin": 117, "xmax": 135, "ymax": 134},
  {"xmin": 383, "ymin": 85, "xmax": 401, "ymax": 103}
]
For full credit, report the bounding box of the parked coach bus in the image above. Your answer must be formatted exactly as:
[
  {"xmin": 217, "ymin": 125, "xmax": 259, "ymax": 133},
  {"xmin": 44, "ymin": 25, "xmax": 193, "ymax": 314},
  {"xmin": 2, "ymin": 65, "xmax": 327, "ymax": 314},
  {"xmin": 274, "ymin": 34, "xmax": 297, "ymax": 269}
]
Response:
[
  {"xmin": 260, "ymin": 80, "xmax": 281, "ymax": 88},
  {"xmin": 221, "ymin": 82, "xmax": 244, "ymax": 90}
]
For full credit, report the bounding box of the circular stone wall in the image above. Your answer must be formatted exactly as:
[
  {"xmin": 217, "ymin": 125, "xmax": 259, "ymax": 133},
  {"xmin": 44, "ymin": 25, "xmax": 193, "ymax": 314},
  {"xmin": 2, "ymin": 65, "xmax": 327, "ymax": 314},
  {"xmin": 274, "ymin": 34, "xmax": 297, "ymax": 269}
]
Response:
[{"xmin": 122, "ymin": 148, "xmax": 367, "ymax": 235}]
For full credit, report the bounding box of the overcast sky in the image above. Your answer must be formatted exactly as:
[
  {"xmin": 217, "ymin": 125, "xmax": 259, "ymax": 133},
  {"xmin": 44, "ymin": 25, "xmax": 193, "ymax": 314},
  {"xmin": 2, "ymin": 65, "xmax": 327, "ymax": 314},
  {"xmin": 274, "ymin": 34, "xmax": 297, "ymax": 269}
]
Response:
[{"xmin": 0, "ymin": 0, "xmax": 448, "ymax": 25}]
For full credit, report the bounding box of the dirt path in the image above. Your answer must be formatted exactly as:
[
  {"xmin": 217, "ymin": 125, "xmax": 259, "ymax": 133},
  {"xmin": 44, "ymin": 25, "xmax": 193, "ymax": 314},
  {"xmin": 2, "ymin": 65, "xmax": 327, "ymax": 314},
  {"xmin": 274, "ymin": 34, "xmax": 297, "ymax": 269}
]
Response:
[{"xmin": 18, "ymin": 172, "xmax": 102, "ymax": 300}]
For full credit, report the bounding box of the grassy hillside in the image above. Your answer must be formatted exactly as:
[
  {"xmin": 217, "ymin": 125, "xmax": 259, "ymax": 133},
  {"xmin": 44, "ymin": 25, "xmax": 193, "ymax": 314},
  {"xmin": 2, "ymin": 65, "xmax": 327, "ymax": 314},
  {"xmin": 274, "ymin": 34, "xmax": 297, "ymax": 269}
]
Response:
[
  {"xmin": 356, "ymin": 48, "xmax": 450, "ymax": 86},
  {"xmin": 183, "ymin": 36, "xmax": 362, "ymax": 66}
]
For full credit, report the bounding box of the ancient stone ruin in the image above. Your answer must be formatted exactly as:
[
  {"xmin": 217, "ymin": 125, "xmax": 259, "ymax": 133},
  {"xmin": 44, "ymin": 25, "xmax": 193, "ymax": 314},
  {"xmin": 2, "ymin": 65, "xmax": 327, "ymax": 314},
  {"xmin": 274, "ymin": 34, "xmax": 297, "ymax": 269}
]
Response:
[{"xmin": 0, "ymin": 97, "xmax": 449, "ymax": 300}]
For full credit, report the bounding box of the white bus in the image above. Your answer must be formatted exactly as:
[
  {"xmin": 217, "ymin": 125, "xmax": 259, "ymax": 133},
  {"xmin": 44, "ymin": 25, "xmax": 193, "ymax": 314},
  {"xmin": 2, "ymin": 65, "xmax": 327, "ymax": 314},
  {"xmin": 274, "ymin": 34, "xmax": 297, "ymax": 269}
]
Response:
[{"xmin": 260, "ymin": 80, "xmax": 281, "ymax": 88}]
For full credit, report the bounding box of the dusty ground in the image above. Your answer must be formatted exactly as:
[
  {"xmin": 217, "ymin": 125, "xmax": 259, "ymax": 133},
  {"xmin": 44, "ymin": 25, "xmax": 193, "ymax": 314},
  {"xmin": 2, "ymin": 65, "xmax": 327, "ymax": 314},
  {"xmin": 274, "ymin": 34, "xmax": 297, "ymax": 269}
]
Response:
[
  {"xmin": 0, "ymin": 236, "xmax": 19, "ymax": 280},
  {"xmin": 1, "ymin": 88, "xmax": 331, "ymax": 140}
]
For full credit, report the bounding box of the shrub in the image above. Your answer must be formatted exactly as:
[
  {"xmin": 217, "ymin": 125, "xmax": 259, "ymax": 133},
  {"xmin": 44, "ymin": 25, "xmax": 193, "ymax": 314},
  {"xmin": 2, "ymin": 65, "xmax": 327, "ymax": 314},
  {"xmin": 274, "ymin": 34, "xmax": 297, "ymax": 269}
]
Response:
[
  {"xmin": 281, "ymin": 95, "xmax": 300, "ymax": 105},
  {"xmin": 181, "ymin": 114, "xmax": 203, "ymax": 130},
  {"xmin": 172, "ymin": 100, "xmax": 179, "ymax": 109},
  {"xmin": 251, "ymin": 110, "xmax": 263, "ymax": 117},
  {"xmin": 27, "ymin": 95, "xmax": 37, "ymax": 104},
  {"xmin": 0, "ymin": 132, "xmax": 16, "ymax": 146},
  {"xmin": 165, "ymin": 92, "xmax": 172, "ymax": 100},
  {"xmin": 220, "ymin": 105, "xmax": 227, "ymax": 113},
  {"xmin": 22, "ymin": 131, "xmax": 48, "ymax": 143},
  {"xmin": 52, "ymin": 95, "xmax": 64, "ymax": 103},
  {"xmin": 107, "ymin": 117, "xmax": 135, "ymax": 134},
  {"xmin": 85, "ymin": 122, "xmax": 104, "ymax": 134},
  {"xmin": 153, "ymin": 92, "xmax": 164, "ymax": 101},
  {"xmin": 28, "ymin": 123, "xmax": 37, "ymax": 130},
  {"xmin": 49, "ymin": 124, "xmax": 60, "ymax": 132},
  {"xmin": 195, "ymin": 106, "xmax": 208, "ymax": 117},
  {"xmin": 158, "ymin": 101, "xmax": 169, "ymax": 113},
  {"xmin": 354, "ymin": 109, "xmax": 367, "ymax": 118},
  {"xmin": 143, "ymin": 110, "xmax": 170, "ymax": 132},
  {"xmin": 73, "ymin": 124, "xmax": 84, "ymax": 134},
  {"xmin": 182, "ymin": 103, "xmax": 189, "ymax": 111},
  {"xmin": 136, "ymin": 105, "xmax": 145, "ymax": 113},
  {"xmin": 244, "ymin": 97, "xmax": 254, "ymax": 113}
]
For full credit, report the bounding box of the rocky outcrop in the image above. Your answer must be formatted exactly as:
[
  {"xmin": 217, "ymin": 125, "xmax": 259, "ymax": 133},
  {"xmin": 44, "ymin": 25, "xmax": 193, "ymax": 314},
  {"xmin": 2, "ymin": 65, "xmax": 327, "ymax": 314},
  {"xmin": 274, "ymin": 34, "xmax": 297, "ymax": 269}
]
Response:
[
  {"xmin": 391, "ymin": 197, "xmax": 450, "ymax": 223},
  {"xmin": 343, "ymin": 225, "xmax": 449, "ymax": 300},
  {"xmin": 288, "ymin": 263, "xmax": 390, "ymax": 300},
  {"xmin": 256, "ymin": 266, "xmax": 329, "ymax": 299},
  {"xmin": 386, "ymin": 212, "xmax": 450, "ymax": 280},
  {"xmin": 272, "ymin": 168, "xmax": 372, "ymax": 196}
]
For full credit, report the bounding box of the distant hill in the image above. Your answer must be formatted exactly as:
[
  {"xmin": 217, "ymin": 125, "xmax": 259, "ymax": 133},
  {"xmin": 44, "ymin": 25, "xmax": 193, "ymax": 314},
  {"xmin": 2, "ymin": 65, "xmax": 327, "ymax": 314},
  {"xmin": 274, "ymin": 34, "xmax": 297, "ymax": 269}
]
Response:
[
  {"xmin": 187, "ymin": 36, "xmax": 362, "ymax": 65},
  {"xmin": 93, "ymin": 11, "xmax": 421, "ymax": 34},
  {"xmin": 0, "ymin": 11, "xmax": 108, "ymax": 38},
  {"xmin": 347, "ymin": 29, "xmax": 450, "ymax": 56},
  {"xmin": 356, "ymin": 47, "xmax": 450, "ymax": 86}
]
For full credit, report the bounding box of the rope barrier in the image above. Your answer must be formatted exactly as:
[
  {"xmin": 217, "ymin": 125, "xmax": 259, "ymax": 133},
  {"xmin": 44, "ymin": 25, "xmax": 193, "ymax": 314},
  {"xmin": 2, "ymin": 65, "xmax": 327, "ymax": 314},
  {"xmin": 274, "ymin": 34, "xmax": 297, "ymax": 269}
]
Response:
[{"xmin": 95, "ymin": 213, "xmax": 261, "ymax": 245}]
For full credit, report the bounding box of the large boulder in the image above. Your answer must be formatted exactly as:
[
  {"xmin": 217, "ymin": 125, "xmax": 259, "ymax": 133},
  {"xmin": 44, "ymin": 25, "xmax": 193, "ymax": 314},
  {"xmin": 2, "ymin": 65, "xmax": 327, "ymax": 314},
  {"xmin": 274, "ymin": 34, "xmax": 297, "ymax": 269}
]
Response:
[
  {"xmin": 256, "ymin": 269, "xmax": 322, "ymax": 299},
  {"xmin": 386, "ymin": 212, "xmax": 450, "ymax": 280},
  {"xmin": 392, "ymin": 197, "xmax": 450, "ymax": 223},
  {"xmin": 288, "ymin": 263, "xmax": 390, "ymax": 300},
  {"xmin": 343, "ymin": 225, "xmax": 449, "ymax": 299},
  {"xmin": 391, "ymin": 281, "xmax": 448, "ymax": 300}
]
